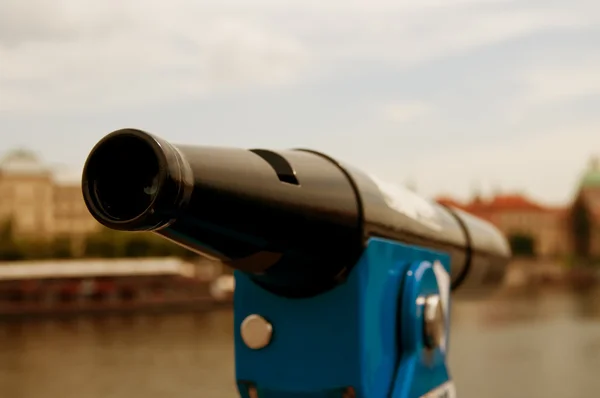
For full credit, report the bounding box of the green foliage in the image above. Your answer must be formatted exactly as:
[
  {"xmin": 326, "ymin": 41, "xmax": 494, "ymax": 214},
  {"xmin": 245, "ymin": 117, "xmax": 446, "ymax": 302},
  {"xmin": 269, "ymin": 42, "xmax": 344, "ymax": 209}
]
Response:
[
  {"xmin": 0, "ymin": 220, "xmax": 26, "ymax": 261},
  {"xmin": 570, "ymin": 195, "xmax": 592, "ymax": 261},
  {"xmin": 49, "ymin": 236, "xmax": 74, "ymax": 259},
  {"xmin": 562, "ymin": 253, "xmax": 577, "ymax": 268},
  {"xmin": 508, "ymin": 233, "xmax": 536, "ymax": 257},
  {"xmin": 0, "ymin": 220, "xmax": 196, "ymax": 262}
]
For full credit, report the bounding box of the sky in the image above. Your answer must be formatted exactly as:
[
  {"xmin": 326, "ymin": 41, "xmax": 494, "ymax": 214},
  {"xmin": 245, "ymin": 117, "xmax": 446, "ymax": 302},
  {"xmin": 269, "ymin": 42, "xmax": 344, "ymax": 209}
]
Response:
[{"xmin": 1, "ymin": 0, "xmax": 599, "ymax": 205}]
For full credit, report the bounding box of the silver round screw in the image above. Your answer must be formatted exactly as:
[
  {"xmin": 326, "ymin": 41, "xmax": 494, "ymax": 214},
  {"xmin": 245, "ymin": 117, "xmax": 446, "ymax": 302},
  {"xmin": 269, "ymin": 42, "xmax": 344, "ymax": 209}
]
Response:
[
  {"xmin": 241, "ymin": 314, "xmax": 273, "ymax": 350},
  {"xmin": 423, "ymin": 294, "xmax": 445, "ymax": 349}
]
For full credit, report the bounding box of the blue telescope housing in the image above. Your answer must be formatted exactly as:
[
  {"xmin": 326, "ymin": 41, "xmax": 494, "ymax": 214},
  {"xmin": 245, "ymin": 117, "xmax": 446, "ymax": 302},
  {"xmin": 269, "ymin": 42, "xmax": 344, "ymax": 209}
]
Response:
[{"xmin": 82, "ymin": 129, "xmax": 511, "ymax": 397}]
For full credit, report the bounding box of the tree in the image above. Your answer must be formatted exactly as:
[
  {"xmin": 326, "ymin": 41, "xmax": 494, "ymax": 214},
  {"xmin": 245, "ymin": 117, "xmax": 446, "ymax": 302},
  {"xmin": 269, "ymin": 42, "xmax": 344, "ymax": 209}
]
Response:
[
  {"xmin": 508, "ymin": 233, "xmax": 536, "ymax": 257},
  {"xmin": 570, "ymin": 194, "xmax": 592, "ymax": 261},
  {"xmin": 0, "ymin": 220, "xmax": 198, "ymax": 261},
  {"xmin": 123, "ymin": 235, "xmax": 153, "ymax": 257},
  {"xmin": 0, "ymin": 219, "xmax": 26, "ymax": 261},
  {"xmin": 82, "ymin": 227, "xmax": 195, "ymax": 259},
  {"xmin": 50, "ymin": 236, "xmax": 75, "ymax": 259},
  {"xmin": 144, "ymin": 234, "xmax": 196, "ymax": 258},
  {"xmin": 0, "ymin": 219, "xmax": 12, "ymax": 241},
  {"xmin": 83, "ymin": 227, "xmax": 124, "ymax": 258}
]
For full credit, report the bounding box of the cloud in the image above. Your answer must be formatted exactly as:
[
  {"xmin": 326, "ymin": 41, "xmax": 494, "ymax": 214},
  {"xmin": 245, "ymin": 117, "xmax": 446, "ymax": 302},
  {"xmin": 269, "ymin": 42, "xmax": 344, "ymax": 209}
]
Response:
[
  {"xmin": 0, "ymin": 0, "xmax": 72, "ymax": 45},
  {"xmin": 400, "ymin": 122, "xmax": 600, "ymax": 204},
  {"xmin": 506, "ymin": 56, "xmax": 600, "ymax": 122},
  {"xmin": 0, "ymin": 1, "xmax": 133, "ymax": 46},
  {"xmin": 381, "ymin": 101, "xmax": 432, "ymax": 123},
  {"xmin": 0, "ymin": 4, "xmax": 310, "ymax": 112},
  {"xmin": 0, "ymin": 0, "xmax": 591, "ymax": 113},
  {"xmin": 522, "ymin": 61, "xmax": 600, "ymax": 105},
  {"xmin": 312, "ymin": 8, "xmax": 583, "ymax": 65}
]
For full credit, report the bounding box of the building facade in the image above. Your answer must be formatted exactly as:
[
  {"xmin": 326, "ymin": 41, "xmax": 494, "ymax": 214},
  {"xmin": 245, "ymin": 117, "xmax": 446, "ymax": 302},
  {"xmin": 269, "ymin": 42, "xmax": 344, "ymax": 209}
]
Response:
[
  {"xmin": 436, "ymin": 156, "xmax": 600, "ymax": 260},
  {"xmin": 2, "ymin": 147, "xmax": 599, "ymax": 261},
  {"xmin": 437, "ymin": 194, "xmax": 568, "ymax": 258},
  {"xmin": 0, "ymin": 150, "xmax": 99, "ymax": 239}
]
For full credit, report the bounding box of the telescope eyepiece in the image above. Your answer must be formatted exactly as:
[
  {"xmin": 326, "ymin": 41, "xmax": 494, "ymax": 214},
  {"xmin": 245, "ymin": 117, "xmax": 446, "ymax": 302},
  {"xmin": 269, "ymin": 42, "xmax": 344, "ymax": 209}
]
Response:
[
  {"xmin": 88, "ymin": 134, "xmax": 161, "ymax": 222},
  {"xmin": 82, "ymin": 129, "xmax": 193, "ymax": 232}
]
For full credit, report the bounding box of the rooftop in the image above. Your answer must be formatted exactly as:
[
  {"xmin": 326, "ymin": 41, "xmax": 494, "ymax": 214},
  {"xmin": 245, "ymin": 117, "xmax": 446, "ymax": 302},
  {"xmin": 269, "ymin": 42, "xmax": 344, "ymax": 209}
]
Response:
[
  {"xmin": 436, "ymin": 193, "xmax": 553, "ymax": 213},
  {"xmin": 0, "ymin": 149, "xmax": 81, "ymax": 186},
  {"xmin": 485, "ymin": 194, "xmax": 547, "ymax": 211},
  {"xmin": 0, "ymin": 149, "xmax": 48, "ymax": 175},
  {"xmin": 436, "ymin": 196, "xmax": 468, "ymax": 210}
]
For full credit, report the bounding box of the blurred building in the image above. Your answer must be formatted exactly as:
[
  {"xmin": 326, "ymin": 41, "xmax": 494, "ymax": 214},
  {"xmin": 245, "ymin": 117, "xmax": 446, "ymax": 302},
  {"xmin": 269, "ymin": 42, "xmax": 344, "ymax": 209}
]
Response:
[
  {"xmin": 437, "ymin": 156, "xmax": 600, "ymax": 260},
  {"xmin": 569, "ymin": 157, "xmax": 600, "ymax": 257},
  {"xmin": 0, "ymin": 149, "xmax": 98, "ymax": 239},
  {"xmin": 437, "ymin": 193, "xmax": 568, "ymax": 258}
]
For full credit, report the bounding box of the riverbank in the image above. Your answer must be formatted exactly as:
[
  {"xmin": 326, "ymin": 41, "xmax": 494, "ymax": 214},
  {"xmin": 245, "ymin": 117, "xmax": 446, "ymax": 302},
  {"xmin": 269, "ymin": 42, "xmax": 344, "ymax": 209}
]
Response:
[{"xmin": 504, "ymin": 258, "xmax": 599, "ymax": 290}]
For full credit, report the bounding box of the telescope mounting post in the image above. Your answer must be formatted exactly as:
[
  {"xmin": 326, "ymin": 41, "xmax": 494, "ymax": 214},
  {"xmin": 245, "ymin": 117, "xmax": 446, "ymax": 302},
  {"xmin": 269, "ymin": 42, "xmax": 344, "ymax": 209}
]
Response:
[{"xmin": 234, "ymin": 237, "xmax": 456, "ymax": 398}]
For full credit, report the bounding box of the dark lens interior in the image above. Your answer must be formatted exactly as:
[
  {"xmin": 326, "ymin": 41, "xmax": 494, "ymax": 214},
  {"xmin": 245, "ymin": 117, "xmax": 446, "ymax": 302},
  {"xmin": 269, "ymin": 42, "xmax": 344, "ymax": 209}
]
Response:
[{"xmin": 87, "ymin": 134, "xmax": 161, "ymax": 221}]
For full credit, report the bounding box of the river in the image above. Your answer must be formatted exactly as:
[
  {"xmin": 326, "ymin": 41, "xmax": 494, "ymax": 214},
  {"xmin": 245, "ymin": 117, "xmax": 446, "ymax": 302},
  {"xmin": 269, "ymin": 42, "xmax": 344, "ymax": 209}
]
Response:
[{"xmin": 1, "ymin": 288, "xmax": 599, "ymax": 398}]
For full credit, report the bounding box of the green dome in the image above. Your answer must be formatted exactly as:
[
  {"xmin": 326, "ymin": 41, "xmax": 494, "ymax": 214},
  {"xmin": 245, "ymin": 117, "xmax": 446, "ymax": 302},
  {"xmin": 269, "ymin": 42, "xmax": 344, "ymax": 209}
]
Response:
[{"xmin": 581, "ymin": 157, "xmax": 600, "ymax": 187}]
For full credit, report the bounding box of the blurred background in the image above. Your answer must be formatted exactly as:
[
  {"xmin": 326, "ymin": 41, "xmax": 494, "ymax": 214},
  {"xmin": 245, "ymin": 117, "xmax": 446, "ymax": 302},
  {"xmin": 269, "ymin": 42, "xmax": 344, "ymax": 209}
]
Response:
[{"xmin": 1, "ymin": 0, "xmax": 600, "ymax": 397}]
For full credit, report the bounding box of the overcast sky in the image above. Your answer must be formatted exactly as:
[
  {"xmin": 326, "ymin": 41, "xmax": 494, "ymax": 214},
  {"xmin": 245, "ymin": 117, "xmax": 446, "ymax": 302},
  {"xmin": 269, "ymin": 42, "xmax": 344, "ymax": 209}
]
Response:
[{"xmin": 1, "ymin": 0, "xmax": 599, "ymax": 204}]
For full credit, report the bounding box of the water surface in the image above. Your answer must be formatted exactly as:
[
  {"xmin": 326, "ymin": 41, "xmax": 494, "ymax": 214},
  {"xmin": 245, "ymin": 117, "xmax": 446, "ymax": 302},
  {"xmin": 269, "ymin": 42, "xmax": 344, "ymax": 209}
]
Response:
[{"xmin": 1, "ymin": 288, "xmax": 599, "ymax": 398}]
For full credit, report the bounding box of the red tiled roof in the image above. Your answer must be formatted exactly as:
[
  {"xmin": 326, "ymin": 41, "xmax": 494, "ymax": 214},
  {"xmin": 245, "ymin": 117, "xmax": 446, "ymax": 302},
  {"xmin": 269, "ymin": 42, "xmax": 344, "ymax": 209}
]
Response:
[
  {"xmin": 435, "ymin": 196, "xmax": 465, "ymax": 209},
  {"xmin": 436, "ymin": 193, "xmax": 563, "ymax": 214},
  {"xmin": 485, "ymin": 194, "xmax": 547, "ymax": 211}
]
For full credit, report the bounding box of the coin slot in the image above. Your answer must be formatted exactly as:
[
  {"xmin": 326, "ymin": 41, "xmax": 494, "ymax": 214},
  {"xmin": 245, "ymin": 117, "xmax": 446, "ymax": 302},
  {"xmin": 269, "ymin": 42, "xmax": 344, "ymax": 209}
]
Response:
[{"xmin": 250, "ymin": 149, "xmax": 299, "ymax": 185}]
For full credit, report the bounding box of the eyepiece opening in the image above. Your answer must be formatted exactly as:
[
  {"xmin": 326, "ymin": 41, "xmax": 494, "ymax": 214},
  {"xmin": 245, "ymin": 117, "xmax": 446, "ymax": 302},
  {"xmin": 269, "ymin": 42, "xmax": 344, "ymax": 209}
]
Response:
[{"xmin": 85, "ymin": 133, "xmax": 162, "ymax": 222}]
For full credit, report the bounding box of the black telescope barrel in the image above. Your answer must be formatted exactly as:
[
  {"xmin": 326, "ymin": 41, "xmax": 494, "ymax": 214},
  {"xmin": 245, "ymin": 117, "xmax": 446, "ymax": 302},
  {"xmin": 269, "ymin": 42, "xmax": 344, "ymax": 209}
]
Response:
[
  {"xmin": 338, "ymin": 166, "xmax": 510, "ymax": 294},
  {"xmin": 82, "ymin": 129, "xmax": 511, "ymax": 298}
]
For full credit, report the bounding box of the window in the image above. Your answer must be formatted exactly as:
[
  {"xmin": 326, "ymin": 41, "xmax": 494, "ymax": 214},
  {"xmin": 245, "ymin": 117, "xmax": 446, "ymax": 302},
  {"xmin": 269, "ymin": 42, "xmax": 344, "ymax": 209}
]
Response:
[
  {"xmin": 17, "ymin": 213, "xmax": 37, "ymax": 231},
  {"xmin": 16, "ymin": 184, "xmax": 35, "ymax": 199}
]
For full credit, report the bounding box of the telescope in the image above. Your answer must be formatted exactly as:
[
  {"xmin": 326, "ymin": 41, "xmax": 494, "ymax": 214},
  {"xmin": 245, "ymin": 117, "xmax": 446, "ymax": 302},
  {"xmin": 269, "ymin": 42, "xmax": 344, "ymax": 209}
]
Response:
[{"xmin": 82, "ymin": 128, "xmax": 511, "ymax": 398}]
